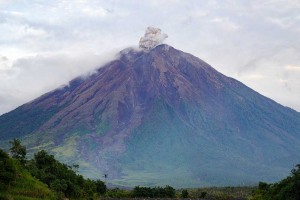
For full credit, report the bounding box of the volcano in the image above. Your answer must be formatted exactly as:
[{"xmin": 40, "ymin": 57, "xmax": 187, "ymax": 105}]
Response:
[{"xmin": 0, "ymin": 43, "xmax": 300, "ymax": 187}]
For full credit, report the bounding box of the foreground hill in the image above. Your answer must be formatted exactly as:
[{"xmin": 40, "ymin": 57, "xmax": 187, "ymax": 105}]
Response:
[
  {"xmin": 0, "ymin": 44, "xmax": 300, "ymax": 187},
  {"xmin": 0, "ymin": 149, "xmax": 56, "ymax": 200}
]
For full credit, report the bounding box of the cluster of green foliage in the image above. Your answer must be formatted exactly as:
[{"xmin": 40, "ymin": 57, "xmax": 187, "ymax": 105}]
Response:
[
  {"xmin": 132, "ymin": 185, "xmax": 176, "ymax": 198},
  {"xmin": 181, "ymin": 189, "xmax": 189, "ymax": 198},
  {"xmin": 251, "ymin": 164, "xmax": 300, "ymax": 200},
  {"xmin": 26, "ymin": 150, "xmax": 106, "ymax": 199},
  {"xmin": 5, "ymin": 138, "xmax": 282, "ymax": 200},
  {"xmin": 0, "ymin": 148, "xmax": 56, "ymax": 200},
  {"xmin": 104, "ymin": 186, "xmax": 176, "ymax": 198},
  {"xmin": 9, "ymin": 138, "xmax": 26, "ymax": 164},
  {"xmin": 1, "ymin": 139, "xmax": 107, "ymax": 200},
  {"xmin": 0, "ymin": 148, "xmax": 17, "ymax": 191}
]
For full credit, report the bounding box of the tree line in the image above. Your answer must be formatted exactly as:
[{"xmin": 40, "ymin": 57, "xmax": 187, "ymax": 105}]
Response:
[
  {"xmin": 2, "ymin": 138, "xmax": 299, "ymax": 200},
  {"xmin": 132, "ymin": 185, "xmax": 176, "ymax": 198},
  {"xmin": 0, "ymin": 139, "xmax": 178, "ymax": 199},
  {"xmin": 1, "ymin": 138, "xmax": 106, "ymax": 199}
]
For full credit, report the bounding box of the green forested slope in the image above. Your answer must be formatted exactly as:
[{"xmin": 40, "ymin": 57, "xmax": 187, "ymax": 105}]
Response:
[
  {"xmin": 0, "ymin": 148, "xmax": 56, "ymax": 200},
  {"xmin": 0, "ymin": 139, "xmax": 106, "ymax": 200}
]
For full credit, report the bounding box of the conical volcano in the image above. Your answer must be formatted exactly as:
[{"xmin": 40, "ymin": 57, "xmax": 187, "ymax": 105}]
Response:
[{"xmin": 0, "ymin": 44, "xmax": 300, "ymax": 187}]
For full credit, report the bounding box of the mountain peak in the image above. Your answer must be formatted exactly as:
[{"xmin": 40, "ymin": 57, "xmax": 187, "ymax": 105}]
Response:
[{"xmin": 0, "ymin": 40, "xmax": 300, "ymax": 188}]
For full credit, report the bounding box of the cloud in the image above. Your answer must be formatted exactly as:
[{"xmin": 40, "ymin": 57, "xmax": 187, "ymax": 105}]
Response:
[
  {"xmin": 0, "ymin": 50, "xmax": 118, "ymax": 114},
  {"xmin": 81, "ymin": 5, "xmax": 108, "ymax": 17},
  {"xmin": 243, "ymin": 74, "xmax": 265, "ymax": 81},
  {"xmin": 285, "ymin": 65, "xmax": 300, "ymax": 72},
  {"xmin": 210, "ymin": 17, "xmax": 240, "ymax": 32},
  {"xmin": 234, "ymin": 48, "xmax": 300, "ymax": 112}
]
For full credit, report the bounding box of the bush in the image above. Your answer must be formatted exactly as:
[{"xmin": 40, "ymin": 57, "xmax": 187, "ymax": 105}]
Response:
[
  {"xmin": 200, "ymin": 191, "xmax": 207, "ymax": 198},
  {"xmin": 26, "ymin": 150, "xmax": 106, "ymax": 199},
  {"xmin": 181, "ymin": 189, "xmax": 189, "ymax": 198},
  {"xmin": 0, "ymin": 148, "xmax": 16, "ymax": 190},
  {"xmin": 251, "ymin": 164, "xmax": 300, "ymax": 200},
  {"xmin": 9, "ymin": 138, "xmax": 26, "ymax": 165},
  {"xmin": 132, "ymin": 185, "xmax": 176, "ymax": 198}
]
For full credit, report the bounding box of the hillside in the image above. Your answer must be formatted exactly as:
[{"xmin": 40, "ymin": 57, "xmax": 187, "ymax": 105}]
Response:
[{"xmin": 0, "ymin": 149, "xmax": 56, "ymax": 200}]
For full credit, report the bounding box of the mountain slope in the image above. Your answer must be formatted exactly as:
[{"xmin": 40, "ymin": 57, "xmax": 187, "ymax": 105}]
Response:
[{"xmin": 0, "ymin": 44, "xmax": 300, "ymax": 187}]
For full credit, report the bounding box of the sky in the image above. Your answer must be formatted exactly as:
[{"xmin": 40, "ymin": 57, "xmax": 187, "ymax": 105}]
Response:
[{"xmin": 0, "ymin": 0, "xmax": 300, "ymax": 115}]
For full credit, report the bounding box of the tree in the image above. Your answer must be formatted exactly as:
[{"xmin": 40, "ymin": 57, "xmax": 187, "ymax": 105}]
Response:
[
  {"xmin": 132, "ymin": 185, "xmax": 176, "ymax": 198},
  {"xmin": 0, "ymin": 148, "xmax": 16, "ymax": 190},
  {"xmin": 9, "ymin": 138, "xmax": 26, "ymax": 164},
  {"xmin": 200, "ymin": 191, "xmax": 207, "ymax": 198},
  {"xmin": 34, "ymin": 150, "xmax": 56, "ymax": 169},
  {"xmin": 50, "ymin": 179, "xmax": 68, "ymax": 198},
  {"xmin": 95, "ymin": 180, "xmax": 107, "ymax": 195},
  {"xmin": 132, "ymin": 186, "xmax": 150, "ymax": 197},
  {"xmin": 292, "ymin": 164, "xmax": 300, "ymax": 200},
  {"xmin": 83, "ymin": 179, "xmax": 97, "ymax": 197},
  {"xmin": 181, "ymin": 189, "xmax": 189, "ymax": 198},
  {"xmin": 164, "ymin": 185, "xmax": 176, "ymax": 198},
  {"xmin": 29, "ymin": 150, "xmax": 108, "ymax": 198},
  {"xmin": 258, "ymin": 182, "xmax": 269, "ymax": 191},
  {"xmin": 251, "ymin": 164, "xmax": 300, "ymax": 200}
]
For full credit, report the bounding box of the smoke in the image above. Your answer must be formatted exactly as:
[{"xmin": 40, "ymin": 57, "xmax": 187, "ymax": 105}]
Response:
[{"xmin": 139, "ymin": 27, "xmax": 168, "ymax": 50}]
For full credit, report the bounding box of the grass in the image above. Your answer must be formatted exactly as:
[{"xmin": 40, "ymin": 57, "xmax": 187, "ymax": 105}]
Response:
[
  {"xmin": 10, "ymin": 171, "xmax": 55, "ymax": 199},
  {"xmin": 0, "ymin": 160, "xmax": 56, "ymax": 200}
]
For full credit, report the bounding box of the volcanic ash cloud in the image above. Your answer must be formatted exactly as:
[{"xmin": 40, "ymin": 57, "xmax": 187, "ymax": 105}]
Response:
[{"xmin": 139, "ymin": 27, "xmax": 168, "ymax": 50}]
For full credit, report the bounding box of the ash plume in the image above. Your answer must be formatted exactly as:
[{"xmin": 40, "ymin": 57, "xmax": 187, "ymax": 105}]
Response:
[{"xmin": 139, "ymin": 27, "xmax": 168, "ymax": 50}]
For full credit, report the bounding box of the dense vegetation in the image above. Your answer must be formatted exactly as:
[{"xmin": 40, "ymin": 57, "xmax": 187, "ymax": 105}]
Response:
[
  {"xmin": 0, "ymin": 148, "xmax": 16, "ymax": 191},
  {"xmin": 0, "ymin": 148, "xmax": 56, "ymax": 200},
  {"xmin": 1, "ymin": 139, "xmax": 178, "ymax": 199},
  {"xmin": 0, "ymin": 139, "xmax": 106, "ymax": 199},
  {"xmin": 104, "ymin": 186, "xmax": 177, "ymax": 198},
  {"xmin": 132, "ymin": 185, "xmax": 176, "ymax": 198},
  {"xmin": 1, "ymin": 139, "xmax": 299, "ymax": 200},
  {"xmin": 27, "ymin": 150, "xmax": 106, "ymax": 199},
  {"xmin": 251, "ymin": 164, "xmax": 300, "ymax": 200}
]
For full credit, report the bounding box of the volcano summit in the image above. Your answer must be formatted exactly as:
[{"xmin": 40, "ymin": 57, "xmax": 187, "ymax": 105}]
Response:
[{"xmin": 0, "ymin": 29, "xmax": 300, "ymax": 187}]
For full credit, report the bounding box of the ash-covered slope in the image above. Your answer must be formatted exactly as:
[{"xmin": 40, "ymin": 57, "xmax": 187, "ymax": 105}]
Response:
[{"xmin": 0, "ymin": 44, "xmax": 300, "ymax": 187}]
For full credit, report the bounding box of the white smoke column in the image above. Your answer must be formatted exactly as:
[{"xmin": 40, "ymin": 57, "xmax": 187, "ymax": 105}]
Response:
[{"xmin": 139, "ymin": 27, "xmax": 168, "ymax": 50}]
